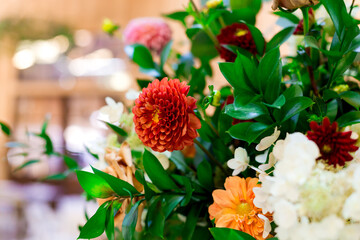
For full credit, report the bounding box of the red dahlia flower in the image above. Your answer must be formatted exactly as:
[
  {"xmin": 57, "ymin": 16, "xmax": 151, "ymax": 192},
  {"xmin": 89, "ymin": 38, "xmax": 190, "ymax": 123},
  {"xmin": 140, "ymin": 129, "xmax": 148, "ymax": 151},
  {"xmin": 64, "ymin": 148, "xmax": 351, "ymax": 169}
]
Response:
[
  {"xmin": 307, "ymin": 117, "xmax": 359, "ymax": 167},
  {"xmin": 132, "ymin": 78, "xmax": 201, "ymax": 152},
  {"xmin": 216, "ymin": 23, "xmax": 258, "ymax": 62}
]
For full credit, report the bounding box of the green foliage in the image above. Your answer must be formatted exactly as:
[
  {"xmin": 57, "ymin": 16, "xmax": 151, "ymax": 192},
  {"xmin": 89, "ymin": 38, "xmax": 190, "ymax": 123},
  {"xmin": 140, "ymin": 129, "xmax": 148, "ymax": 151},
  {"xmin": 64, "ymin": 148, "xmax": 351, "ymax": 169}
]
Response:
[
  {"xmin": 0, "ymin": 121, "xmax": 11, "ymax": 136},
  {"xmin": 122, "ymin": 200, "xmax": 144, "ymax": 240},
  {"xmin": 76, "ymin": 170, "xmax": 115, "ymax": 198},
  {"xmin": 210, "ymin": 227, "xmax": 256, "ymax": 240},
  {"xmin": 104, "ymin": 121, "xmax": 128, "ymax": 137}
]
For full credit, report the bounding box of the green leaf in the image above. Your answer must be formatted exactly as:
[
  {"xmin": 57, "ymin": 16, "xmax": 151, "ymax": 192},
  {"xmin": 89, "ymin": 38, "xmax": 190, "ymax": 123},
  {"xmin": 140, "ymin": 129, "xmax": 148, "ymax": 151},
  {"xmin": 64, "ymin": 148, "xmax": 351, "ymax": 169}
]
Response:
[
  {"xmin": 257, "ymin": 47, "xmax": 281, "ymax": 103},
  {"xmin": 63, "ymin": 155, "xmax": 78, "ymax": 170},
  {"xmin": 125, "ymin": 44, "xmax": 159, "ymax": 76},
  {"xmin": 135, "ymin": 169, "xmax": 155, "ymax": 201},
  {"xmin": 85, "ymin": 145, "xmax": 99, "ymax": 160},
  {"xmin": 43, "ymin": 172, "xmax": 68, "ymax": 180},
  {"xmin": 0, "ymin": 122, "xmax": 11, "ymax": 136},
  {"xmin": 281, "ymin": 97, "xmax": 313, "ymax": 122},
  {"xmin": 164, "ymin": 11, "xmax": 188, "ymax": 26},
  {"xmin": 105, "ymin": 204, "xmax": 115, "ymax": 240},
  {"xmin": 14, "ymin": 160, "xmax": 40, "ymax": 172},
  {"xmin": 182, "ymin": 205, "xmax": 202, "ymax": 240},
  {"xmin": 162, "ymin": 195, "xmax": 184, "ymax": 219},
  {"xmin": 143, "ymin": 149, "xmax": 179, "ymax": 191},
  {"xmin": 340, "ymin": 91, "xmax": 360, "ymax": 110},
  {"xmin": 180, "ymin": 176, "xmax": 194, "ymax": 206},
  {"xmin": 336, "ymin": 111, "xmax": 360, "ymax": 127},
  {"xmin": 122, "ymin": 200, "xmax": 143, "ymax": 240},
  {"xmin": 210, "ymin": 227, "xmax": 256, "ymax": 240},
  {"xmin": 273, "ymin": 11, "xmax": 300, "ymax": 24},
  {"xmin": 264, "ymin": 95, "xmax": 286, "ymax": 109},
  {"xmin": 32, "ymin": 132, "xmax": 53, "ymax": 155},
  {"xmin": 228, "ymin": 122, "xmax": 270, "ymax": 144},
  {"xmin": 246, "ymin": 24, "xmax": 265, "ymax": 56},
  {"xmin": 282, "ymin": 85, "xmax": 303, "ymax": 100},
  {"xmin": 197, "ymin": 160, "xmax": 213, "ymax": 189},
  {"xmin": 146, "ymin": 197, "xmax": 165, "ymax": 238},
  {"xmin": 160, "ymin": 40, "xmax": 173, "ymax": 68},
  {"xmin": 322, "ymin": 0, "xmax": 354, "ymax": 37},
  {"xmin": 326, "ymin": 99, "xmax": 338, "ymax": 122},
  {"xmin": 266, "ymin": 26, "xmax": 295, "ymax": 52},
  {"xmin": 41, "ymin": 114, "xmax": 50, "ymax": 135},
  {"xmin": 78, "ymin": 201, "xmax": 110, "ymax": 239},
  {"xmin": 137, "ymin": 79, "xmax": 152, "ymax": 89},
  {"xmin": 76, "ymin": 170, "xmax": 115, "ymax": 198},
  {"xmin": 92, "ymin": 167, "xmax": 140, "ymax": 196},
  {"xmin": 304, "ymin": 36, "xmax": 342, "ymax": 58},
  {"xmin": 191, "ymin": 30, "xmax": 218, "ymax": 61},
  {"xmin": 104, "ymin": 122, "xmax": 128, "ymax": 137},
  {"xmin": 225, "ymin": 103, "xmax": 267, "ymax": 120}
]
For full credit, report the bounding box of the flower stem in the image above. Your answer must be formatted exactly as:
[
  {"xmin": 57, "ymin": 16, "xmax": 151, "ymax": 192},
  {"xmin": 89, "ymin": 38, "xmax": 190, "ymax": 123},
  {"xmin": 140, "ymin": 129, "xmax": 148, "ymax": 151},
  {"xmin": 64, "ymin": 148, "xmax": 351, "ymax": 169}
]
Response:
[
  {"xmin": 301, "ymin": 7, "xmax": 309, "ymax": 35},
  {"xmin": 194, "ymin": 138, "xmax": 227, "ymax": 175}
]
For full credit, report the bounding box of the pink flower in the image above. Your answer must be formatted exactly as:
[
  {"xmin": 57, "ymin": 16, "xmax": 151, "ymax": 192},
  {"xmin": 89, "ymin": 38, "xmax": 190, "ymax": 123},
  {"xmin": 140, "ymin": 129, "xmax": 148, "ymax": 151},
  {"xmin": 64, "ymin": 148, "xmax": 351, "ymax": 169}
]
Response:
[{"xmin": 123, "ymin": 18, "xmax": 172, "ymax": 54}]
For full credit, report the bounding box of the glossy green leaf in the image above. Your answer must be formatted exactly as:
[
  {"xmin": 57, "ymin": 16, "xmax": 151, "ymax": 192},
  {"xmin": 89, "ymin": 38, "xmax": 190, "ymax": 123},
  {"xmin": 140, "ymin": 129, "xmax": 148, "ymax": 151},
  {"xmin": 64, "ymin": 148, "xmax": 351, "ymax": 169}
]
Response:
[
  {"xmin": 282, "ymin": 85, "xmax": 303, "ymax": 100},
  {"xmin": 225, "ymin": 103, "xmax": 267, "ymax": 120},
  {"xmin": 63, "ymin": 155, "xmax": 78, "ymax": 170},
  {"xmin": 266, "ymin": 26, "xmax": 295, "ymax": 52},
  {"xmin": 43, "ymin": 172, "xmax": 68, "ymax": 180},
  {"xmin": 92, "ymin": 167, "xmax": 140, "ymax": 196},
  {"xmin": 322, "ymin": 0, "xmax": 353, "ymax": 37},
  {"xmin": 264, "ymin": 95, "xmax": 286, "ymax": 109},
  {"xmin": 0, "ymin": 122, "xmax": 11, "ymax": 136},
  {"xmin": 247, "ymin": 24, "xmax": 265, "ymax": 56},
  {"xmin": 41, "ymin": 115, "xmax": 50, "ymax": 135},
  {"xmin": 210, "ymin": 227, "xmax": 256, "ymax": 240},
  {"xmin": 281, "ymin": 97, "xmax": 313, "ymax": 122},
  {"xmin": 104, "ymin": 122, "xmax": 128, "ymax": 137},
  {"xmin": 137, "ymin": 79, "xmax": 152, "ymax": 89},
  {"xmin": 304, "ymin": 36, "xmax": 342, "ymax": 58},
  {"xmin": 340, "ymin": 91, "xmax": 360, "ymax": 110},
  {"xmin": 122, "ymin": 200, "xmax": 143, "ymax": 240},
  {"xmin": 326, "ymin": 99, "xmax": 338, "ymax": 122},
  {"xmin": 78, "ymin": 201, "xmax": 110, "ymax": 239},
  {"xmin": 336, "ymin": 111, "xmax": 360, "ymax": 127},
  {"xmin": 14, "ymin": 160, "xmax": 40, "ymax": 172},
  {"xmin": 143, "ymin": 149, "xmax": 179, "ymax": 191},
  {"xmin": 76, "ymin": 170, "xmax": 115, "ymax": 198},
  {"xmin": 197, "ymin": 160, "xmax": 213, "ymax": 189},
  {"xmin": 228, "ymin": 122, "xmax": 270, "ymax": 144},
  {"xmin": 32, "ymin": 132, "xmax": 53, "ymax": 155},
  {"xmin": 125, "ymin": 44, "xmax": 159, "ymax": 76}
]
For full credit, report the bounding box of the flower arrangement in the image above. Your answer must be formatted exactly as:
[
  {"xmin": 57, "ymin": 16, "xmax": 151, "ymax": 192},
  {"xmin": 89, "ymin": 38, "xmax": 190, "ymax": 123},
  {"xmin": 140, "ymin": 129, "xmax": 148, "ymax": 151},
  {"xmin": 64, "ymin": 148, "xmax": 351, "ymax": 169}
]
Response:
[{"xmin": 5, "ymin": 0, "xmax": 360, "ymax": 239}]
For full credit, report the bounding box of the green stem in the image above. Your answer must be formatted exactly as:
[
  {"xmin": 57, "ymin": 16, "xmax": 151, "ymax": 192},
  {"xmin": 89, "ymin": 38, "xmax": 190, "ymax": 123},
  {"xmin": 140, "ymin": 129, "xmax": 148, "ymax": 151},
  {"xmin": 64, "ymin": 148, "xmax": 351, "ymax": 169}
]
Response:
[
  {"xmin": 193, "ymin": 139, "xmax": 227, "ymax": 175},
  {"xmin": 189, "ymin": 0, "xmax": 219, "ymax": 47},
  {"xmin": 350, "ymin": 0, "xmax": 356, "ymax": 15},
  {"xmin": 301, "ymin": 7, "xmax": 309, "ymax": 35}
]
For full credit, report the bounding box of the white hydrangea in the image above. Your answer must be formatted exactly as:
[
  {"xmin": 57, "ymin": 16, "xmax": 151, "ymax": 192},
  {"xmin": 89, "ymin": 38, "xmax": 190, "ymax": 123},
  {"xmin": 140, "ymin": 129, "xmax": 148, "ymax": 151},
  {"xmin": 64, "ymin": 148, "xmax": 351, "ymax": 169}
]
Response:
[{"xmin": 253, "ymin": 132, "xmax": 360, "ymax": 240}]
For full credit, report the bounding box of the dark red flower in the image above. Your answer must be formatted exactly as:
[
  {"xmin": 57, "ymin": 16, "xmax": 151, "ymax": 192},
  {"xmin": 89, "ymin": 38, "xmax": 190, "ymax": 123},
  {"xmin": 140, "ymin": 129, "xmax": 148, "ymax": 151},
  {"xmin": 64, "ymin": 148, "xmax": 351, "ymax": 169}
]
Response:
[
  {"xmin": 216, "ymin": 23, "xmax": 258, "ymax": 62},
  {"xmin": 293, "ymin": 8, "xmax": 315, "ymax": 35},
  {"xmin": 132, "ymin": 78, "xmax": 201, "ymax": 152},
  {"xmin": 307, "ymin": 117, "xmax": 358, "ymax": 167}
]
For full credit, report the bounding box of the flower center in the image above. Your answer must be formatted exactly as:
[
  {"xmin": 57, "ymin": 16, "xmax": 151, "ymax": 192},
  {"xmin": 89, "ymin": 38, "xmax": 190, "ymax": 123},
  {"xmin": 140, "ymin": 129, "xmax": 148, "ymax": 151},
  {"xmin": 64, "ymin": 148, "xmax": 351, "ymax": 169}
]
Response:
[
  {"xmin": 235, "ymin": 29, "xmax": 248, "ymax": 37},
  {"xmin": 322, "ymin": 144, "xmax": 332, "ymax": 154},
  {"xmin": 152, "ymin": 109, "xmax": 160, "ymax": 123},
  {"xmin": 236, "ymin": 202, "xmax": 252, "ymax": 216}
]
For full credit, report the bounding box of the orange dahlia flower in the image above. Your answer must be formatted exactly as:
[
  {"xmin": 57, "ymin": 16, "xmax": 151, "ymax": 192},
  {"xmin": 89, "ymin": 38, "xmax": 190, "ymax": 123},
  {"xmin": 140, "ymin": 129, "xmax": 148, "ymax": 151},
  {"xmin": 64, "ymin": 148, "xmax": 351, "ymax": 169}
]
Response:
[
  {"xmin": 132, "ymin": 78, "xmax": 201, "ymax": 152},
  {"xmin": 209, "ymin": 177, "xmax": 272, "ymax": 240}
]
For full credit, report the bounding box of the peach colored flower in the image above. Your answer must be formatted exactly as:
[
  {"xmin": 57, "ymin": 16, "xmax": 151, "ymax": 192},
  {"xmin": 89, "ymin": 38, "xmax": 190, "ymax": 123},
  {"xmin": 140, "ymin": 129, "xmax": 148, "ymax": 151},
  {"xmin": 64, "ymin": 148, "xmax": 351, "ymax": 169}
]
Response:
[
  {"xmin": 97, "ymin": 142, "xmax": 144, "ymax": 232},
  {"xmin": 209, "ymin": 177, "xmax": 272, "ymax": 240},
  {"xmin": 132, "ymin": 78, "xmax": 201, "ymax": 152},
  {"xmin": 123, "ymin": 18, "xmax": 171, "ymax": 54}
]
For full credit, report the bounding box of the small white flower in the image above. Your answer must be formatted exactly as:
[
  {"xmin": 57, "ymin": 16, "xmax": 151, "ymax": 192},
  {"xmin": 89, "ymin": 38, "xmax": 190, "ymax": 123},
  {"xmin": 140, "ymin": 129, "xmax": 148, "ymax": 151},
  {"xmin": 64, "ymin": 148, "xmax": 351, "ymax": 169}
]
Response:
[
  {"xmin": 342, "ymin": 192, "xmax": 360, "ymax": 221},
  {"xmin": 273, "ymin": 200, "xmax": 298, "ymax": 229},
  {"xmin": 227, "ymin": 147, "xmax": 249, "ymax": 176},
  {"xmin": 98, "ymin": 97, "xmax": 124, "ymax": 124},
  {"xmin": 256, "ymin": 127, "xmax": 280, "ymax": 151},
  {"xmin": 258, "ymin": 214, "xmax": 271, "ymax": 239}
]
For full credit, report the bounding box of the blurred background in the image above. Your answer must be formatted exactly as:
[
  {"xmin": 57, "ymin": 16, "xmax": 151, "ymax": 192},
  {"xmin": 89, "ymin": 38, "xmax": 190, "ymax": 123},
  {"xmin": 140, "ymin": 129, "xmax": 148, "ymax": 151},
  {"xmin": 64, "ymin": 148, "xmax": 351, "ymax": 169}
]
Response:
[{"xmin": 0, "ymin": 0, "xmax": 351, "ymax": 239}]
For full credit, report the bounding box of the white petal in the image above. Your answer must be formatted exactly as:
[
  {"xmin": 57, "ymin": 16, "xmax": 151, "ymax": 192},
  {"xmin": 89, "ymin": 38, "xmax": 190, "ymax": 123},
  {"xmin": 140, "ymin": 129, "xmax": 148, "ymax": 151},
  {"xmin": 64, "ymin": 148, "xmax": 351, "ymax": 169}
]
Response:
[
  {"xmin": 232, "ymin": 168, "xmax": 242, "ymax": 176},
  {"xmin": 234, "ymin": 147, "xmax": 249, "ymax": 164},
  {"xmin": 256, "ymin": 127, "xmax": 280, "ymax": 151},
  {"xmin": 258, "ymin": 214, "xmax": 271, "ymax": 239},
  {"xmin": 126, "ymin": 89, "xmax": 141, "ymax": 100},
  {"xmin": 227, "ymin": 158, "xmax": 240, "ymax": 169},
  {"xmin": 105, "ymin": 97, "xmax": 116, "ymax": 106}
]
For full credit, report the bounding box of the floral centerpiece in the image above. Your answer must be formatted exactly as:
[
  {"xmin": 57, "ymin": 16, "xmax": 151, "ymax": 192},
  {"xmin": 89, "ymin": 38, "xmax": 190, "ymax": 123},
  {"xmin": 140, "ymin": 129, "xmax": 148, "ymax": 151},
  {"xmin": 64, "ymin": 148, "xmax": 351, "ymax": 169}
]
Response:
[{"xmin": 4, "ymin": 0, "xmax": 360, "ymax": 239}]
